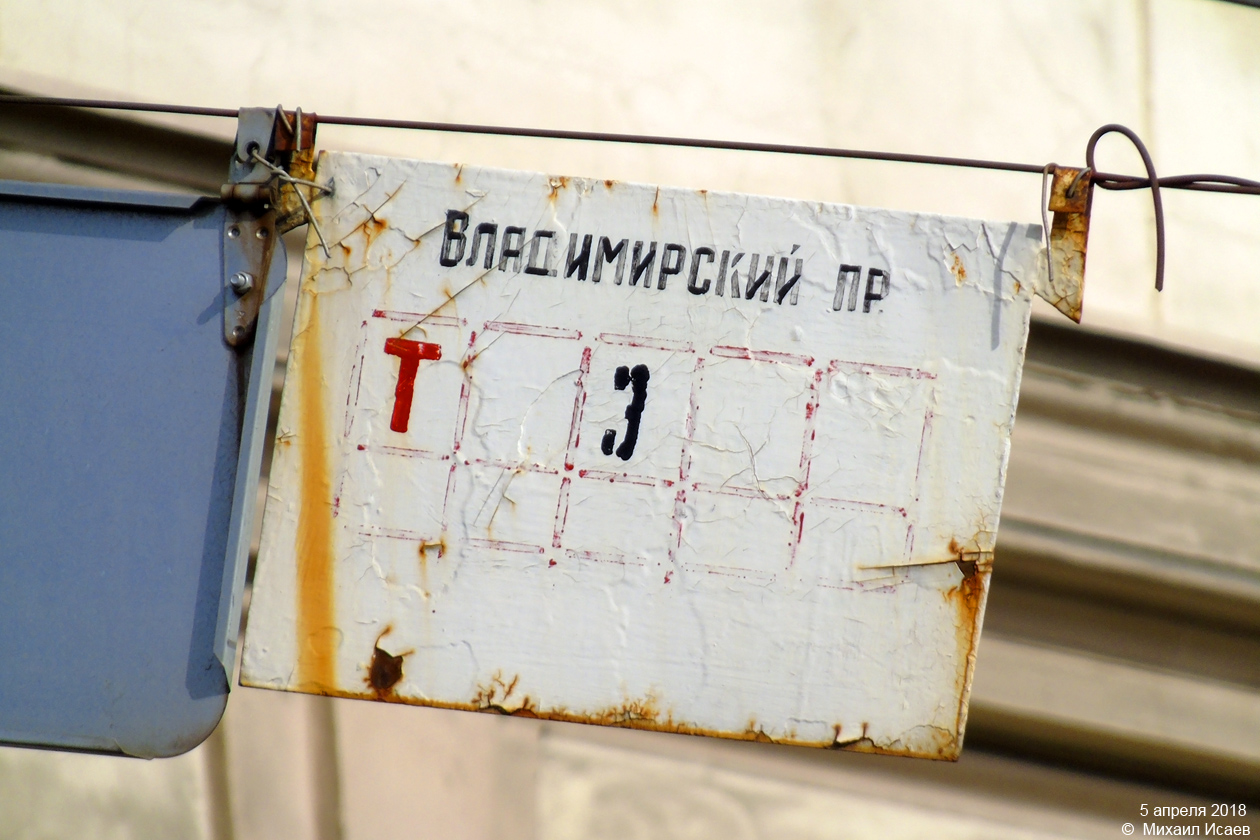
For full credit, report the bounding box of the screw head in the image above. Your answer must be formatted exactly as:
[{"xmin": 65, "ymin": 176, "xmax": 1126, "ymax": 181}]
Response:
[
  {"xmin": 230, "ymin": 271, "xmax": 254, "ymax": 294},
  {"xmin": 255, "ymin": 227, "xmax": 270, "ymax": 240}
]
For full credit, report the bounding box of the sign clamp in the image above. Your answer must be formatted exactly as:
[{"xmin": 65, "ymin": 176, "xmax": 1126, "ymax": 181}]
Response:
[
  {"xmin": 1041, "ymin": 165, "xmax": 1094, "ymax": 323},
  {"xmin": 220, "ymin": 106, "xmax": 317, "ymax": 347}
]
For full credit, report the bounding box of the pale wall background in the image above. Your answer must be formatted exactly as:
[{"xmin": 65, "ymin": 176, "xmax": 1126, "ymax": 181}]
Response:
[
  {"xmin": 2, "ymin": 1, "xmax": 1259, "ymax": 838},
  {"xmin": 1, "ymin": 0, "xmax": 1258, "ymax": 358}
]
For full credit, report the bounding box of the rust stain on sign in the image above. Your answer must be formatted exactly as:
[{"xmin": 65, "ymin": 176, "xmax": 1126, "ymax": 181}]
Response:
[
  {"xmin": 945, "ymin": 536, "xmax": 992, "ymax": 751},
  {"xmin": 294, "ymin": 291, "xmax": 337, "ymax": 692},
  {"xmin": 313, "ymin": 661, "xmax": 968, "ymax": 759},
  {"xmin": 947, "ymin": 543, "xmax": 988, "ymax": 631},
  {"xmin": 950, "ymin": 252, "xmax": 967, "ymax": 285},
  {"xmin": 362, "ymin": 215, "xmax": 388, "ymax": 249}
]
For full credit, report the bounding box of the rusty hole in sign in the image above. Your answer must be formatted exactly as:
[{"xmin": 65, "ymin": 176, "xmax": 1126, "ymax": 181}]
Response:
[
  {"xmin": 945, "ymin": 538, "xmax": 990, "ymax": 655},
  {"xmin": 831, "ymin": 721, "xmax": 873, "ymax": 750},
  {"xmin": 948, "ymin": 538, "xmax": 984, "ymax": 581},
  {"xmin": 367, "ymin": 626, "xmax": 412, "ymax": 699}
]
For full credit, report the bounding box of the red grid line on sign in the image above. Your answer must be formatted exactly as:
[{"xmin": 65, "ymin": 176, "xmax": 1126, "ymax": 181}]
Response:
[
  {"xmin": 552, "ymin": 476, "xmax": 571, "ymax": 548},
  {"xmin": 372, "ymin": 310, "xmax": 464, "ymax": 328},
  {"xmin": 809, "ymin": 497, "xmax": 909, "ymax": 518},
  {"xmin": 798, "ymin": 369, "xmax": 824, "ymax": 478},
  {"xmin": 689, "ymin": 482, "xmax": 793, "ymax": 502},
  {"xmin": 565, "ymin": 548, "xmax": 643, "ymax": 567},
  {"xmin": 711, "ymin": 345, "xmax": 814, "ymax": 367},
  {"xmin": 452, "ymin": 330, "xmax": 478, "ymax": 456},
  {"xmin": 787, "ymin": 369, "xmax": 824, "ymax": 567},
  {"xmin": 358, "ymin": 525, "xmax": 437, "ymax": 542},
  {"xmin": 678, "ymin": 356, "xmax": 705, "ymax": 486},
  {"xmin": 485, "ymin": 320, "xmax": 582, "ymax": 340},
  {"xmin": 463, "ymin": 458, "xmax": 560, "ymax": 475},
  {"xmin": 550, "ymin": 345, "xmax": 593, "ymax": 548},
  {"xmin": 460, "ymin": 329, "xmax": 508, "ymax": 372},
  {"xmin": 829, "ymin": 358, "xmax": 936, "ymax": 379},
  {"xmin": 578, "ymin": 469, "xmax": 674, "ymax": 489},
  {"xmin": 599, "ymin": 333, "xmax": 694, "ymax": 353},
  {"xmin": 697, "ymin": 563, "xmax": 777, "ymax": 581},
  {"xmin": 816, "ymin": 572, "xmax": 912, "ymax": 593},
  {"xmin": 669, "ymin": 356, "xmax": 707, "ymax": 573},
  {"xmin": 790, "ymin": 503, "xmax": 806, "ymax": 562},
  {"xmin": 439, "ymin": 464, "xmax": 457, "ymax": 534},
  {"xmin": 562, "ymin": 347, "xmax": 592, "ymax": 473},
  {"xmin": 356, "ymin": 444, "xmax": 451, "ymax": 461},
  {"xmin": 913, "ymin": 409, "xmax": 935, "ymax": 500},
  {"xmin": 467, "ymin": 537, "xmax": 545, "ymax": 555}
]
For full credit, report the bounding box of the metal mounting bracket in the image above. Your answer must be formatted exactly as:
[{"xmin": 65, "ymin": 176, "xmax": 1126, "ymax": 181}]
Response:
[
  {"xmin": 1043, "ymin": 165, "xmax": 1094, "ymax": 323},
  {"xmin": 221, "ymin": 106, "xmax": 316, "ymax": 347}
]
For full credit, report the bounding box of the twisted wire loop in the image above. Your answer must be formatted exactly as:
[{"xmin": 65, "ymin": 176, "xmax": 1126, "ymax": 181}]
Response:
[
  {"xmin": 1066, "ymin": 167, "xmax": 1091, "ymax": 199},
  {"xmin": 273, "ymin": 105, "xmax": 294, "ymax": 137},
  {"xmin": 249, "ymin": 149, "xmax": 332, "ymax": 257},
  {"xmin": 1100, "ymin": 172, "xmax": 1260, "ymax": 193},
  {"xmin": 274, "ymin": 104, "xmax": 308, "ymax": 151},
  {"xmin": 1041, "ymin": 163, "xmax": 1058, "ymax": 293},
  {"xmin": 1087, "ymin": 125, "xmax": 1166, "ymax": 292}
]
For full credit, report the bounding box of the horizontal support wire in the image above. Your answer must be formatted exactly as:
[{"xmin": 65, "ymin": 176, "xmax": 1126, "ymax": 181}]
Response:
[
  {"xmin": 0, "ymin": 95, "xmax": 239, "ymax": 119},
  {"xmin": 314, "ymin": 112, "xmax": 1050, "ymax": 175},
  {"xmin": 1, "ymin": 94, "xmax": 1257, "ymax": 196}
]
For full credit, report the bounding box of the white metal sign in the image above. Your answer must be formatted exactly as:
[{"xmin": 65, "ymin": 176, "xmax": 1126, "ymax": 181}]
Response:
[{"xmin": 242, "ymin": 152, "xmax": 1041, "ymax": 759}]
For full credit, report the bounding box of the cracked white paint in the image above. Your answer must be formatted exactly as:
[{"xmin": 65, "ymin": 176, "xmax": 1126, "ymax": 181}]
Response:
[{"xmin": 242, "ymin": 152, "xmax": 1039, "ymax": 758}]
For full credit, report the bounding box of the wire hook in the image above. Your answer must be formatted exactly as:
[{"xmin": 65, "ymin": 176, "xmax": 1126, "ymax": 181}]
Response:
[
  {"xmin": 1040, "ymin": 162, "xmax": 1057, "ymax": 295},
  {"xmin": 1087, "ymin": 124, "xmax": 1165, "ymax": 292},
  {"xmin": 249, "ymin": 149, "xmax": 332, "ymax": 258}
]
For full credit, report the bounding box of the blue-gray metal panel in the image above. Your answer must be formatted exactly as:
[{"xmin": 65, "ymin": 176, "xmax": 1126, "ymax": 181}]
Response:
[
  {"xmin": 0, "ymin": 188, "xmax": 283, "ymax": 757},
  {"xmin": 0, "ymin": 178, "xmax": 210, "ymax": 210}
]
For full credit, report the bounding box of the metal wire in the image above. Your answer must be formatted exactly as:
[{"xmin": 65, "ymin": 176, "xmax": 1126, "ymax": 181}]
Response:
[
  {"xmin": 313, "ymin": 112, "xmax": 1053, "ymax": 175},
  {"xmin": 1041, "ymin": 164, "xmax": 1057, "ymax": 295},
  {"xmin": 3, "ymin": 93, "xmax": 1258, "ymax": 194},
  {"xmin": 248, "ymin": 149, "xmax": 332, "ymax": 258},
  {"xmin": 0, "ymin": 94, "xmax": 238, "ymax": 119},
  {"xmin": 4, "ymin": 93, "xmax": 1260, "ymax": 293},
  {"xmin": 1088, "ymin": 124, "xmax": 1166, "ymax": 292}
]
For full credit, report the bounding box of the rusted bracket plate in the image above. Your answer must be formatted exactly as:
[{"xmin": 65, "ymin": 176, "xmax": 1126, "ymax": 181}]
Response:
[
  {"xmin": 222, "ymin": 210, "xmax": 277, "ymax": 346},
  {"xmin": 1039, "ymin": 166, "xmax": 1093, "ymax": 323},
  {"xmin": 274, "ymin": 110, "xmax": 319, "ymax": 235},
  {"xmin": 221, "ymin": 107, "xmax": 317, "ymax": 347}
]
